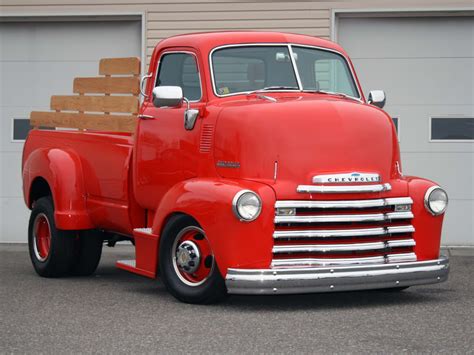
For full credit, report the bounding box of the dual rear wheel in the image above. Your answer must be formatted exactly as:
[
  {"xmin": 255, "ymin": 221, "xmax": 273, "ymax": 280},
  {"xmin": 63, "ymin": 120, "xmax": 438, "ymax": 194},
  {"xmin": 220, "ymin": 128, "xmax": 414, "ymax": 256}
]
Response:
[{"xmin": 28, "ymin": 197, "xmax": 103, "ymax": 277}]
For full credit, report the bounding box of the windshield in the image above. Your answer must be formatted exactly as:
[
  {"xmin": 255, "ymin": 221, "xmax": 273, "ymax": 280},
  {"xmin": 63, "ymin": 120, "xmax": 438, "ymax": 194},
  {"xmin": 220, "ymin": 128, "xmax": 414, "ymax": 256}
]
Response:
[{"xmin": 211, "ymin": 45, "xmax": 359, "ymax": 98}]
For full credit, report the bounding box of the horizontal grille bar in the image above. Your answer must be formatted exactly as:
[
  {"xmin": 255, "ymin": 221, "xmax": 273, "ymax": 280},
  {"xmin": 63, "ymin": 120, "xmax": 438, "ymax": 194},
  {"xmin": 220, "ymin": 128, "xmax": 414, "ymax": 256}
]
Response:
[
  {"xmin": 272, "ymin": 239, "xmax": 416, "ymax": 254},
  {"xmin": 271, "ymin": 252, "xmax": 417, "ymax": 268},
  {"xmin": 274, "ymin": 211, "xmax": 413, "ymax": 224},
  {"xmin": 273, "ymin": 225, "xmax": 415, "ymax": 239},
  {"xmin": 297, "ymin": 183, "xmax": 392, "ymax": 194},
  {"xmin": 386, "ymin": 253, "xmax": 418, "ymax": 263},
  {"xmin": 275, "ymin": 197, "xmax": 413, "ymax": 209}
]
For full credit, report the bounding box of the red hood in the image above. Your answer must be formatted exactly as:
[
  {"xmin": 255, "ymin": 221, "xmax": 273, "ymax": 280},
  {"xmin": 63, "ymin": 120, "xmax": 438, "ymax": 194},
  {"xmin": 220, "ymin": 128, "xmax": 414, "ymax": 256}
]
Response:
[{"xmin": 213, "ymin": 94, "xmax": 404, "ymax": 198}]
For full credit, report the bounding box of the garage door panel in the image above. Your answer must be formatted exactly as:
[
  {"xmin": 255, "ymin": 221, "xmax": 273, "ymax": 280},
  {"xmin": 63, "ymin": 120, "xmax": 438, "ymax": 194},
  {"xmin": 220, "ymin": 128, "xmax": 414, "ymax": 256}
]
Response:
[
  {"xmin": 389, "ymin": 105, "xmax": 474, "ymax": 152},
  {"xmin": 0, "ymin": 197, "xmax": 29, "ymax": 243},
  {"xmin": 1, "ymin": 107, "xmax": 45, "ymax": 151},
  {"xmin": 2, "ymin": 61, "xmax": 99, "ymax": 107},
  {"xmin": 339, "ymin": 15, "xmax": 473, "ymax": 246},
  {"xmin": 0, "ymin": 21, "xmax": 141, "ymax": 61},
  {"xmin": 339, "ymin": 17, "xmax": 474, "ymax": 59},
  {"xmin": 0, "ymin": 152, "xmax": 23, "ymax": 198},
  {"xmin": 352, "ymin": 58, "xmax": 473, "ymax": 106},
  {"xmin": 441, "ymin": 200, "xmax": 474, "ymax": 246},
  {"xmin": 401, "ymin": 152, "xmax": 473, "ymax": 200}
]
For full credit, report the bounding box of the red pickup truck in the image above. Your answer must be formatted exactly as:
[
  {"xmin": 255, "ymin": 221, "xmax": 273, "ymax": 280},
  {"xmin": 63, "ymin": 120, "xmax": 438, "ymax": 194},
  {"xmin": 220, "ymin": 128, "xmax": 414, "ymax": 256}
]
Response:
[{"xmin": 23, "ymin": 32, "xmax": 449, "ymax": 304}]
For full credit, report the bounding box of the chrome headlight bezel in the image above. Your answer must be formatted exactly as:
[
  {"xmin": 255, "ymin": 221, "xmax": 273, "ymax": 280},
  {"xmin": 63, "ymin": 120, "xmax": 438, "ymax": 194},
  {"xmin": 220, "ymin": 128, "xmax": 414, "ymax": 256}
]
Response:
[
  {"xmin": 232, "ymin": 190, "xmax": 262, "ymax": 222},
  {"xmin": 424, "ymin": 186, "xmax": 448, "ymax": 216}
]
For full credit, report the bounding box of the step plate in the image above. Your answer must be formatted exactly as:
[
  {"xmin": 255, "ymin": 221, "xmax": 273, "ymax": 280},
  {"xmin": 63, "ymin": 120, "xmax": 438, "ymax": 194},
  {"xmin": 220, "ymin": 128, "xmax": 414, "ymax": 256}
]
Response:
[{"xmin": 116, "ymin": 259, "xmax": 154, "ymax": 278}]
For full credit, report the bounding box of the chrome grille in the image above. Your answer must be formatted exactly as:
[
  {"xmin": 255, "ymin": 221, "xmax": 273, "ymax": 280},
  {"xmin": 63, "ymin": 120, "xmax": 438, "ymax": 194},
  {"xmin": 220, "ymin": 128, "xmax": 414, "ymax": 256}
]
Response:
[{"xmin": 273, "ymin": 197, "xmax": 416, "ymax": 268}]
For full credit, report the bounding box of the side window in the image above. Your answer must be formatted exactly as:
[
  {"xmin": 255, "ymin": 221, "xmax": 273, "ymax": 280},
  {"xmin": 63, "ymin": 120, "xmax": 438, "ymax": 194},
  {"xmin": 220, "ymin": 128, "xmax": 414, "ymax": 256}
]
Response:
[{"xmin": 156, "ymin": 53, "xmax": 201, "ymax": 101}]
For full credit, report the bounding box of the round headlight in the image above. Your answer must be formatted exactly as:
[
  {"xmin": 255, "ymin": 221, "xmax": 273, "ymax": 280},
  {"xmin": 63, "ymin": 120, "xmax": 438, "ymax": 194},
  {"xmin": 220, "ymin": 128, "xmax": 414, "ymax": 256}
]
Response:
[
  {"xmin": 232, "ymin": 190, "xmax": 262, "ymax": 221},
  {"xmin": 424, "ymin": 186, "xmax": 448, "ymax": 215}
]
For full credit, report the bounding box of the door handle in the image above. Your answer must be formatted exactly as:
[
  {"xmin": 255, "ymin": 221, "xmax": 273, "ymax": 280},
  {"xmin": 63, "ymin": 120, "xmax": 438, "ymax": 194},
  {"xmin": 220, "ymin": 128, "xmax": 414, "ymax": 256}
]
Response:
[{"xmin": 138, "ymin": 114, "xmax": 155, "ymax": 120}]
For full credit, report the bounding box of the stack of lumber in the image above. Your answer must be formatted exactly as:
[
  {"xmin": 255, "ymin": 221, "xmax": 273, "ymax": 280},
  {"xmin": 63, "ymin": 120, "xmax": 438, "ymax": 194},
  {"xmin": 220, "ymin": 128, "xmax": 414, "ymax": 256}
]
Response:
[{"xmin": 30, "ymin": 57, "xmax": 141, "ymax": 133}]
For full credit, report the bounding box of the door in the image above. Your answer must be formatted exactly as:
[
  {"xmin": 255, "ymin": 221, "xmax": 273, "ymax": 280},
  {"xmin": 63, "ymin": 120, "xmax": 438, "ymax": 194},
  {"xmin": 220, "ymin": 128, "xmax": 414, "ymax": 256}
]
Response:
[
  {"xmin": 134, "ymin": 51, "xmax": 203, "ymax": 210},
  {"xmin": 337, "ymin": 15, "xmax": 474, "ymax": 246}
]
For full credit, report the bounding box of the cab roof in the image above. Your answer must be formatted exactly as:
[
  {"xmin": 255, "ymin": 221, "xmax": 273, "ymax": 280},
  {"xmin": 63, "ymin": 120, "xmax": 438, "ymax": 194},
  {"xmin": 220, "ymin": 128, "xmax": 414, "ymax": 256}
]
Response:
[{"xmin": 156, "ymin": 31, "xmax": 347, "ymax": 55}]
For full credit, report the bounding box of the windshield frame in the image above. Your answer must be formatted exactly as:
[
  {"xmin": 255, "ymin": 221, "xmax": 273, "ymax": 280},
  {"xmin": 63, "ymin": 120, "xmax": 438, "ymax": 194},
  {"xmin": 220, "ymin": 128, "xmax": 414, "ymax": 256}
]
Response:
[{"xmin": 209, "ymin": 43, "xmax": 362, "ymax": 100}]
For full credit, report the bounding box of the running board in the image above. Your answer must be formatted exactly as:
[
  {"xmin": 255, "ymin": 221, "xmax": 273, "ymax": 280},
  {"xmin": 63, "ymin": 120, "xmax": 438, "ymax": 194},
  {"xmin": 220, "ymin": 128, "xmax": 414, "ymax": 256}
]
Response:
[{"xmin": 115, "ymin": 227, "xmax": 159, "ymax": 279}]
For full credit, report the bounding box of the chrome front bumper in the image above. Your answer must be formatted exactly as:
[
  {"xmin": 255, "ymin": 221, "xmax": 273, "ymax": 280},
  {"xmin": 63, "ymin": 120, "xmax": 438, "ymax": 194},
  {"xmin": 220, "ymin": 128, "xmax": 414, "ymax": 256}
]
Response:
[{"xmin": 225, "ymin": 256, "xmax": 449, "ymax": 295}]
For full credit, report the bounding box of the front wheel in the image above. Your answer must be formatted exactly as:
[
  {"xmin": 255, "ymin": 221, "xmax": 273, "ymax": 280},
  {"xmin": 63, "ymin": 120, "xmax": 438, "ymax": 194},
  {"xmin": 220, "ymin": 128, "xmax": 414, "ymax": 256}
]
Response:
[{"xmin": 159, "ymin": 215, "xmax": 227, "ymax": 304}]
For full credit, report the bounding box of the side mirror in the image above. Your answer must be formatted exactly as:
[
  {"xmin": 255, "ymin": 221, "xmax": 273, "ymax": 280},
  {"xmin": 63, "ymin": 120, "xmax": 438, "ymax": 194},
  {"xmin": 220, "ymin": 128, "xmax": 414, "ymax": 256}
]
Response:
[
  {"xmin": 152, "ymin": 86, "xmax": 183, "ymax": 108},
  {"xmin": 367, "ymin": 90, "xmax": 386, "ymax": 109}
]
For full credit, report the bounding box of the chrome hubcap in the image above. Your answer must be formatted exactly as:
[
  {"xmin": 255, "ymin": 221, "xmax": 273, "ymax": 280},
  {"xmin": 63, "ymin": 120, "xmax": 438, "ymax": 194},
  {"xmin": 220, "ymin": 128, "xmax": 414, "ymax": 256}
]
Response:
[
  {"xmin": 171, "ymin": 226, "xmax": 214, "ymax": 287},
  {"xmin": 176, "ymin": 240, "xmax": 201, "ymax": 274}
]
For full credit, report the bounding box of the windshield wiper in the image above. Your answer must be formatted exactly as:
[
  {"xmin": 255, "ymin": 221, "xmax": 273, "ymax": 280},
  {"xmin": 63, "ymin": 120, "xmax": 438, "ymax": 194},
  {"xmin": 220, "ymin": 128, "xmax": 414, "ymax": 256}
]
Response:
[
  {"xmin": 305, "ymin": 89, "xmax": 361, "ymax": 102},
  {"xmin": 247, "ymin": 86, "xmax": 300, "ymax": 95}
]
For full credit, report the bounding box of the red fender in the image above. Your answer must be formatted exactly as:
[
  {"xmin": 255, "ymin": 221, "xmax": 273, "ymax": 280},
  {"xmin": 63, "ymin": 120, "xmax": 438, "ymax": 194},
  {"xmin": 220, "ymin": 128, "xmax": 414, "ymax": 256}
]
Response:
[
  {"xmin": 406, "ymin": 176, "xmax": 445, "ymax": 261},
  {"xmin": 23, "ymin": 148, "xmax": 93, "ymax": 230},
  {"xmin": 151, "ymin": 178, "xmax": 276, "ymax": 276}
]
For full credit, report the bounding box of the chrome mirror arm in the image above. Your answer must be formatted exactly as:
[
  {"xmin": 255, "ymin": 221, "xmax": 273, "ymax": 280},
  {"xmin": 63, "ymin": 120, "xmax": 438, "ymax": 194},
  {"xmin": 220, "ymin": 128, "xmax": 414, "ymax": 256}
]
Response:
[
  {"xmin": 183, "ymin": 97, "xmax": 199, "ymax": 131},
  {"xmin": 140, "ymin": 73, "xmax": 153, "ymax": 98}
]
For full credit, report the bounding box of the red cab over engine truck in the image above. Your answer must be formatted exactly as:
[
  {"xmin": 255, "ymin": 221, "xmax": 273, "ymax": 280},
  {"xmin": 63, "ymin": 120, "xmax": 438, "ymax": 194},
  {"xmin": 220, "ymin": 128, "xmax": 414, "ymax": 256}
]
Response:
[{"xmin": 23, "ymin": 32, "xmax": 449, "ymax": 304}]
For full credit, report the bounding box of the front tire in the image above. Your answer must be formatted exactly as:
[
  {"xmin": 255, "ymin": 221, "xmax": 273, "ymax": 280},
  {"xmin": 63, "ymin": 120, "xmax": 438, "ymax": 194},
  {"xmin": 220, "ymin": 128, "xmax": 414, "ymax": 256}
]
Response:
[
  {"xmin": 28, "ymin": 197, "xmax": 75, "ymax": 277},
  {"xmin": 159, "ymin": 215, "xmax": 227, "ymax": 304}
]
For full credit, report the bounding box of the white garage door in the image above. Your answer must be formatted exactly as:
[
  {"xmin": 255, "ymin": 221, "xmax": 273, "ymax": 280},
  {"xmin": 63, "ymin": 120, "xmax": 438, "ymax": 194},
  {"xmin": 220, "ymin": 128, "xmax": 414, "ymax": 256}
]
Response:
[
  {"xmin": 338, "ymin": 16, "xmax": 473, "ymax": 246},
  {"xmin": 0, "ymin": 18, "xmax": 141, "ymax": 242}
]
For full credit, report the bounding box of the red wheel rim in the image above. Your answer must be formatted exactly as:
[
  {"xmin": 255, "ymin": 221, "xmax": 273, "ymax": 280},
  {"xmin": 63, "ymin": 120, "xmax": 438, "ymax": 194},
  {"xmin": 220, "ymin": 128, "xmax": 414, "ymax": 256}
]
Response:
[
  {"xmin": 172, "ymin": 226, "xmax": 214, "ymax": 287},
  {"xmin": 33, "ymin": 213, "xmax": 51, "ymax": 262}
]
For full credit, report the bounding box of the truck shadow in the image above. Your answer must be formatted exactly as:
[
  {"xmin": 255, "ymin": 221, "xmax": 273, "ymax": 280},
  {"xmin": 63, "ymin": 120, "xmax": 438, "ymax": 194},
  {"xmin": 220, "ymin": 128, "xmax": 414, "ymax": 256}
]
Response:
[
  {"xmin": 221, "ymin": 288, "xmax": 449, "ymax": 311},
  {"xmin": 95, "ymin": 256, "xmax": 453, "ymax": 311}
]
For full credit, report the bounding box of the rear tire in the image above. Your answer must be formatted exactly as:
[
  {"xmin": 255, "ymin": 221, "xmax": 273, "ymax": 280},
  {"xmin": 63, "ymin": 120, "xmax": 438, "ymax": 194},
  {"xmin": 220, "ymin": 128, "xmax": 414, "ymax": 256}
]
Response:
[
  {"xmin": 159, "ymin": 215, "xmax": 227, "ymax": 304},
  {"xmin": 28, "ymin": 196, "xmax": 75, "ymax": 277},
  {"xmin": 71, "ymin": 230, "xmax": 103, "ymax": 276}
]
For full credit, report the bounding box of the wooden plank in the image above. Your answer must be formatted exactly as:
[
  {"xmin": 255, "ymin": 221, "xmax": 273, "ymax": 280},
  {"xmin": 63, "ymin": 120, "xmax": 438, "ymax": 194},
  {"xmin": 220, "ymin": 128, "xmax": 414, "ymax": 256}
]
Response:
[
  {"xmin": 30, "ymin": 111, "xmax": 137, "ymax": 133},
  {"xmin": 73, "ymin": 77, "xmax": 140, "ymax": 95},
  {"xmin": 99, "ymin": 57, "xmax": 141, "ymax": 76},
  {"xmin": 51, "ymin": 95, "xmax": 139, "ymax": 114}
]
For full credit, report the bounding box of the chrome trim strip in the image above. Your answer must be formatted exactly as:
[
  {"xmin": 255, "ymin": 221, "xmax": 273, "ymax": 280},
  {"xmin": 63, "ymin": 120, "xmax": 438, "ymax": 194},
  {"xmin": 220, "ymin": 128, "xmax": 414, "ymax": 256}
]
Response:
[
  {"xmin": 225, "ymin": 256, "xmax": 450, "ymax": 295},
  {"xmin": 386, "ymin": 211, "xmax": 414, "ymax": 220},
  {"xmin": 271, "ymin": 255, "xmax": 386, "ymax": 267},
  {"xmin": 386, "ymin": 252, "xmax": 417, "ymax": 263},
  {"xmin": 387, "ymin": 225, "xmax": 416, "ymax": 234},
  {"xmin": 312, "ymin": 172, "xmax": 380, "ymax": 184},
  {"xmin": 275, "ymin": 213, "xmax": 384, "ymax": 224},
  {"xmin": 275, "ymin": 197, "xmax": 413, "ymax": 209},
  {"xmin": 288, "ymin": 44, "xmax": 303, "ymax": 91},
  {"xmin": 297, "ymin": 183, "xmax": 392, "ymax": 193},
  {"xmin": 274, "ymin": 211, "xmax": 413, "ymax": 224},
  {"xmin": 387, "ymin": 239, "xmax": 416, "ymax": 248},
  {"xmin": 273, "ymin": 225, "xmax": 415, "ymax": 239},
  {"xmin": 272, "ymin": 239, "xmax": 415, "ymax": 254}
]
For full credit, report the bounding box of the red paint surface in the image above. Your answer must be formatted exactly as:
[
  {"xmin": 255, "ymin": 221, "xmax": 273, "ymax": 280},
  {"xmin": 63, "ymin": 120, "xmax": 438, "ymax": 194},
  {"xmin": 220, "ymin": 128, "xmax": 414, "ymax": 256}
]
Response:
[{"xmin": 23, "ymin": 32, "xmax": 446, "ymax": 278}]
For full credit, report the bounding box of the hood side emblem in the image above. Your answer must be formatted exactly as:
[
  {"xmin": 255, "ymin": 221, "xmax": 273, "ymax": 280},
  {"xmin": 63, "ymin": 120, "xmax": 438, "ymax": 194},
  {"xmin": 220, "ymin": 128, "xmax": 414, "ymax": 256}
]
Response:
[{"xmin": 217, "ymin": 161, "xmax": 240, "ymax": 169}]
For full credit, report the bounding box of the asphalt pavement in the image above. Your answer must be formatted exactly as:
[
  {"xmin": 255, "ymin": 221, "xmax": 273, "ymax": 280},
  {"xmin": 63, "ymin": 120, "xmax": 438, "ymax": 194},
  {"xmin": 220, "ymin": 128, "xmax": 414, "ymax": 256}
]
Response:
[{"xmin": 1, "ymin": 244, "xmax": 473, "ymax": 353}]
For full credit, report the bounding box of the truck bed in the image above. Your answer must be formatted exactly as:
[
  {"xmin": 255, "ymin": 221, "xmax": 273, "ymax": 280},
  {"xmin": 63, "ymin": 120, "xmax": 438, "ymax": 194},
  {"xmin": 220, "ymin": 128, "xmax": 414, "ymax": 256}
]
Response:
[{"xmin": 23, "ymin": 129, "xmax": 144, "ymax": 235}]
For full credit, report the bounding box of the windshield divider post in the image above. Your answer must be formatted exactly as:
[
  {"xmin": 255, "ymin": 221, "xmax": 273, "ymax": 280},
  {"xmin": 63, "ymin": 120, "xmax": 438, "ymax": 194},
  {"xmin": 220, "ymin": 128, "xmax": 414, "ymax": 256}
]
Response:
[{"xmin": 288, "ymin": 44, "xmax": 303, "ymax": 92}]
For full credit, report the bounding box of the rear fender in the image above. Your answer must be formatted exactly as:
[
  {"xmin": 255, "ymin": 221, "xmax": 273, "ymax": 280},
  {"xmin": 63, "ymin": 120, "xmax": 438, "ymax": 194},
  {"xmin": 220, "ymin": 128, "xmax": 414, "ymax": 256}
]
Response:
[
  {"xmin": 23, "ymin": 148, "xmax": 93, "ymax": 230},
  {"xmin": 152, "ymin": 178, "xmax": 276, "ymax": 276}
]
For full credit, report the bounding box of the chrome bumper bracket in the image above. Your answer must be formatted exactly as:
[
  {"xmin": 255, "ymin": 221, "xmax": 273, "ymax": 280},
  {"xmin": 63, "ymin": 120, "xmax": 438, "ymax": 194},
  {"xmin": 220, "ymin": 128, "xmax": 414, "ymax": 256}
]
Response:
[{"xmin": 225, "ymin": 256, "xmax": 449, "ymax": 295}]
